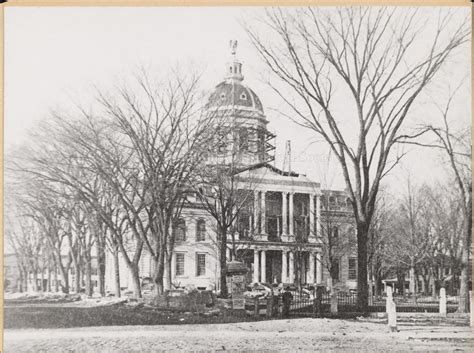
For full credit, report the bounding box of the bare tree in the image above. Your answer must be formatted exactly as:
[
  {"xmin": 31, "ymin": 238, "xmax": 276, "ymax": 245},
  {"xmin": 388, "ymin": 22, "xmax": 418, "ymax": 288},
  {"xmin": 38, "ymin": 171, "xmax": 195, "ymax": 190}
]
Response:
[
  {"xmin": 96, "ymin": 71, "xmax": 218, "ymax": 295},
  {"xmin": 415, "ymin": 84, "xmax": 471, "ymax": 312},
  {"xmin": 246, "ymin": 7, "xmax": 469, "ymax": 311}
]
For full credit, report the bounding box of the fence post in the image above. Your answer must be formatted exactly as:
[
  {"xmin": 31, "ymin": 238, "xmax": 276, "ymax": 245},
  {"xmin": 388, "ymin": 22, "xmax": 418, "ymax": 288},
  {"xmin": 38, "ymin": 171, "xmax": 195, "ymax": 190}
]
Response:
[
  {"xmin": 386, "ymin": 286, "xmax": 397, "ymax": 332},
  {"xmin": 439, "ymin": 288, "xmax": 447, "ymax": 317},
  {"xmin": 330, "ymin": 292, "xmax": 338, "ymax": 314}
]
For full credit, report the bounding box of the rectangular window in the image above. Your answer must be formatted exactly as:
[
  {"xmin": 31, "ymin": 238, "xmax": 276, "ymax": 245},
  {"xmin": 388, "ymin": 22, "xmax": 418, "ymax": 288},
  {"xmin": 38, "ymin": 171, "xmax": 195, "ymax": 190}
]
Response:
[
  {"xmin": 175, "ymin": 253, "xmax": 185, "ymax": 276},
  {"xmin": 348, "ymin": 258, "xmax": 357, "ymax": 280},
  {"xmin": 196, "ymin": 220, "xmax": 206, "ymax": 242},
  {"xmin": 196, "ymin": 253, "xmax": 206, "ymax": 276}
]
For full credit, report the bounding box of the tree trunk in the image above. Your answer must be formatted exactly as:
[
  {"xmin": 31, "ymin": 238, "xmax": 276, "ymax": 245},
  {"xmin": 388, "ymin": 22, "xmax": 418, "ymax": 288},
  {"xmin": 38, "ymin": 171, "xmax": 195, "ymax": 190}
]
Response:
[
  {"xmin": 74, "ymin": 266, "xmax": 81, "ymax": 293},
  {"xmin": 40, "ymin": 269, "xmax": 45, "ymax": 292},
  {"xmin": 219, "ymin": 227, "xmax": 228, "ymax": 298},
  {"xmin": 32, "ymin": 270, "xmax": 38, "ymax": 292},
  {"xmin": 153, "ymin": 252, "xmax": 165, "ymax": 295},
  {"xmin": 96, "ymin": 236, "xmax": 106, "ymax": 297},
  {"xmin": 356, "ymin": 221, "xmax": 369, "ymax": 313},
  {"xmin": 54, "ymin": 267, "xmax": 59, "ymax": 292},
  {"xmin": 113, "ymin": 248, "xmax": 121, "ymax": 297},
  {"xmin": 47, "ymin": 268, "xmax": 52, "ymax": 292},
  {"xmin": 85, "ymin": 256, "xmax": 93, "ymax": 297},
  {"xmin": 458, "ymin": 201, "xmax": 471, "ymax": 313},
  {"xmin": 59, "ymin": 265, "xmax": 69, "ymax": 294},
  {"xmin": 396, "ymin": 269, "xmax": 405, "ymax": 297},
  {"xmin": 129, "ymin": 264, "xmax": 142, "ymax": 298}
]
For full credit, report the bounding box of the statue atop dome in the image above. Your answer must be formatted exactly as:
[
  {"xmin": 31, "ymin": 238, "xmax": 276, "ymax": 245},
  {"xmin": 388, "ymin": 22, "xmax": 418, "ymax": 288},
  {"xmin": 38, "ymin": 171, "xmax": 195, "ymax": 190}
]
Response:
[{"xmin": 230, "ymin": 39, "xmax": 238, "ymax": 56}]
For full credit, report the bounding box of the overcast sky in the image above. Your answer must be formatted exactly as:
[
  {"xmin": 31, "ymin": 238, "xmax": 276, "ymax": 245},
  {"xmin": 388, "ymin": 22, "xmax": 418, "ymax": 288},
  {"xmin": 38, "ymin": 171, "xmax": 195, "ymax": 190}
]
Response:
[{"xmin": 5, "ymin": 6, "xmax": 471, "ymax": 192}]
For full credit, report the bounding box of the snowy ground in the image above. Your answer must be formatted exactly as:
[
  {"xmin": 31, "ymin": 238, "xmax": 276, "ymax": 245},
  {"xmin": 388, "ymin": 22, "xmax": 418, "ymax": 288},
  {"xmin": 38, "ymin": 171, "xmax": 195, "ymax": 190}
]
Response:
[{"xmin": 4, "ymin": 318, "xmax": 472, "ymax": 352}]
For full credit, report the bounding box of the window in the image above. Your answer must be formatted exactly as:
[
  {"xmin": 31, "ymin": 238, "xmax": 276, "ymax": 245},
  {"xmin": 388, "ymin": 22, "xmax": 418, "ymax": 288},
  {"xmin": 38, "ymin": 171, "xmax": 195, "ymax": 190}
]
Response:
[
  {"xmin": 196, "ymin": 219, "xmax": 206, "ymax": 242},
  {"xmin": 346, "ymin": 198, "xmax": 352, "ymax": 207},
  {"xmin": 173, "ymin": 219, "xmax": 186, "ymax": 241},
  {"xmin": 175, "ymin": 253, "xmax": 185, "ymax": 276},
  {"xmin": 238, "ymin": 128, "xmax": 249, "ymax": 151},
  {"xmin": 240, "ymin": 92, "xmax": 247, "ymax": 100},
  {"xmin": 332, "ymin": 226, "xmax": 339, "ymax": 238},
  {"xmin": 196, "ymin": 253, "xmax": 206, "ymax": 276},
  {"xmin": 329, "ymin": 196, "xmax": 336, "ymax": 204},
  {"xmin": 348, "ymin": 258, "xmax": 357, "ymax": 280}
]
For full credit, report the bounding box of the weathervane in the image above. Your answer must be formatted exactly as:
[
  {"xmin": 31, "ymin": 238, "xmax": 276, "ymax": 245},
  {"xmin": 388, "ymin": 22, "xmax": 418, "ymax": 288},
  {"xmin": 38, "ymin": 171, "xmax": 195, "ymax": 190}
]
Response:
[{"xmin": 230, "ymin": 39, "xmax": 238, "ymax": 56}]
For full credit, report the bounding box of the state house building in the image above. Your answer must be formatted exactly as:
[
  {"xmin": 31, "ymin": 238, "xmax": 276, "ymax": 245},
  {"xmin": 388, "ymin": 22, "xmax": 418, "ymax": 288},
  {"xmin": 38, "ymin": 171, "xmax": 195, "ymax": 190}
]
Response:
[{"xmin": 105, "ymin": 43, "xmax": 357, "ymax": 293}]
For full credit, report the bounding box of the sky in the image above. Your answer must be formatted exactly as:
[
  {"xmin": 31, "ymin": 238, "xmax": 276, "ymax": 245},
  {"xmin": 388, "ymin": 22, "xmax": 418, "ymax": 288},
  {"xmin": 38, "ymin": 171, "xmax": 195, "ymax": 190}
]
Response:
[{"xmin": 4, "ymin": 6, "xmax": 471, "ymax": 192}]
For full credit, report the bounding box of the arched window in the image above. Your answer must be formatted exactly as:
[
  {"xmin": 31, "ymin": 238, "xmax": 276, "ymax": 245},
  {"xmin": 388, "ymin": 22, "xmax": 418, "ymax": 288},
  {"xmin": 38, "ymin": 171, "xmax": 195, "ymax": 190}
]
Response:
[
  {"xmin": 238, "ymin": 127, "xmax": 249, "ymax": 151},
  {"xmin": 332, "ymin": 226, "xmax": 339, "ymax": 239},
  {"xmin": 196, "ymin": 219, "xmax": 206, "ymax": 242},
  {"xmin": 173, "ymin": 219, "xmax": 186, "ymax": 241},
  {"xmin": 346, "ymin": 197, "xmax": 352, "ymax": 207},
  {"xmin": 329, "ymin": 196, "xmax": 336, "ymax": 204}
]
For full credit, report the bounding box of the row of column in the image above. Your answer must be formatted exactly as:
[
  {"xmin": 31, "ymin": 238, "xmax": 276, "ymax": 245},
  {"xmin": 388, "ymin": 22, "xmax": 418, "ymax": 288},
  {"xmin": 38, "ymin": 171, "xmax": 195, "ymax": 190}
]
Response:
[
  {"xmin": 253, "ymin": 249, "xmax": 322, "ymax": 284},
  {"xmin": 253, "ymin": 191, "xmax": 322, "ymax": 236}
]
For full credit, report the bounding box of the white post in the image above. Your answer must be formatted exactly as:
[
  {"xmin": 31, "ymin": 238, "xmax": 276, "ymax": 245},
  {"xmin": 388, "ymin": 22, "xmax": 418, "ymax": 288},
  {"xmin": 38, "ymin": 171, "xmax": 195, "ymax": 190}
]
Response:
[
  {"xmin": 289, "ymin": 251, "xmax": 294, "ymax": 283},
  {"xmin": 261, "ymin": 250, "xmax": 266, "ymax": 283},
  {"xmin": 308, "ymin": 253, "xmax": 315, "ymax": 284},
  {"xmin": 261, "ymin": 191, "xmax": 266, "ymax": 234},
  {"xmin": 316, "ymin": 195, "xmax": 321, "ymax": 238},
  {"xmin": 226, "ymin": 247, "xmax": 231, "ymax": 262},
  {"xmin": 439, "ymin": 287, "xmax": 447, "ymax": 316},
  {"xmin": 289, "ymin": 193, "xmax": 294, "ymax": 236},
  {"xmin": 253, "ymin": 249, "xmax": 259, "ymax": 283},
  {"xmin": 316, "ymin": 252, "xmax": 322, "ymax": 284},
  {"xmin": 282, "ymin": 192, "xmax": 288, "ymax": 236},
  {"xmin": 309, "ymin": 194, "xmax": 315, "ymax": 237},
  {"xmin": 386, "ymin": 286, "xmax": 397, "ymax": 332},
  {"xmin": 282, "ymin": 251, "xmax": 287, "ymax": 283}
]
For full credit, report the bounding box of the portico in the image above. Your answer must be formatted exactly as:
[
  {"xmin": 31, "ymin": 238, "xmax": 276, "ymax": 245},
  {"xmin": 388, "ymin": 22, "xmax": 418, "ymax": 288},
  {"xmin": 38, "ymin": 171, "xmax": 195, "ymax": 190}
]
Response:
[{"xmin": 248, "ymin": 245, "xmax": 323, "ymax": 285}]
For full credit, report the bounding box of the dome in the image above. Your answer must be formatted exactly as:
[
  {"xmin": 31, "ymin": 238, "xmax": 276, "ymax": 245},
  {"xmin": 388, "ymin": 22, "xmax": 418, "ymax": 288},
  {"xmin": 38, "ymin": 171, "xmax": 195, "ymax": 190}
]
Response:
[{"xmin": 206, "ymin": 80, "xmax": 264, "ymax": 114}]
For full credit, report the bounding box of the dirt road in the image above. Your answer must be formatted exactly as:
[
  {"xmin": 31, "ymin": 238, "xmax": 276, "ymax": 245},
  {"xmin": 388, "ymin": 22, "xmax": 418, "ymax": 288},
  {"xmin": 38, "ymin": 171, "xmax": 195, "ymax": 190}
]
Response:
[{"xmin": 4, "ymin": 318, "xmax": 472, "ymax": 352}]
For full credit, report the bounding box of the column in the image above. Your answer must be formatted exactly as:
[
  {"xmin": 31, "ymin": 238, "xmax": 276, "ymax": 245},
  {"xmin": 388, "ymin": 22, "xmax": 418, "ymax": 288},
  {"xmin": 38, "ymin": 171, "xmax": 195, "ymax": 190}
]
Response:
[
  {"xmin": 316, "ymin": 252, "xmax": 322, "ymax": 284},
  {"xmin": 308, "ymin": 253, "xmax": 315, "ymax": 283},
  {"xmin": 289, "ymin": 193, "xmax": 294, "ymax": 235},
  {"xmin": 253, "ymin": 249, "xmax": 259, "ymax": 283},
  {"xmin": 261, "ymin": 250, "xmax": 266, "ymax": 283},
  {"xmin": 226, "ymin": 248, "xmax": 231, "ymax": 262},
  {"xmin": 316, "ymin": 195, "xmax": 321, "ymax": 238},
  {"xmin": 282, "ymin": 251, "xmax": 287, "ymax": 283},
  {"xmin": 253, "ymin": 191, "xmax": 259, "ymax": 233},
  {"xmin": 289, "ymin": 251, "xmax": 295, "ymax": 283},
  {"xmin": 282, "ymin": 192, "xmax": 288, "ymax": 236},
  {"xmin": 309, "ymin": 194, "xmax": 315, "ymax": 237},
  {"xmin": 261, "ymin": 191, "xmax": 266, "ymax": 234}
]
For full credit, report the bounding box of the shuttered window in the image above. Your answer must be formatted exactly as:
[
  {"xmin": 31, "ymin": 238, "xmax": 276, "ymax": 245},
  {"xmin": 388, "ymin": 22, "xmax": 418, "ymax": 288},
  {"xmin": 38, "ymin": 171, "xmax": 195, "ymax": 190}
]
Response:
[
  {"xmin": 196, "ymin": 219, "xmax": 206, "ymax": 242},
  {"xmin": 196, "ymin": 253, "xmax": 206, "ymax": 276},
  {"xmin": 175, "ymin": 253, "xmax": 185, "ymax": 276},
  {"xmin": 348, "ymin": 258, "xmax": 357, "ymax": 280}
]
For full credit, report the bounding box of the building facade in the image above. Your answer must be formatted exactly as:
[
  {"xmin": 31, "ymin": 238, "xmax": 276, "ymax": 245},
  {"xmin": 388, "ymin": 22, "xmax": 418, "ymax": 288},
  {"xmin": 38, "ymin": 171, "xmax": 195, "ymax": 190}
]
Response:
[{"xmin": 105, "ymin": 43, "xmax": 357, "ymax": 294}]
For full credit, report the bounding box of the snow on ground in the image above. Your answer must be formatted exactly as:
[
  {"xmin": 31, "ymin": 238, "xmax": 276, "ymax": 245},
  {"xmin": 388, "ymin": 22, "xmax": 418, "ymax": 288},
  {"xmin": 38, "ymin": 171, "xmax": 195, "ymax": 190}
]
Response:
[{"xmin": 4, "ymin": 318, "xmax": 472, "ymax": 352}]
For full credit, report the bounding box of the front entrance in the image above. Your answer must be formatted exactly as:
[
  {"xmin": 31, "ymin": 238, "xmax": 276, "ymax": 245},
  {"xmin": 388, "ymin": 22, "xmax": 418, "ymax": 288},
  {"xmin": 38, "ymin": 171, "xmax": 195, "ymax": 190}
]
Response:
[{"xmin": 265, "ymin": 250, "xmax": 282, "ymax": 284}]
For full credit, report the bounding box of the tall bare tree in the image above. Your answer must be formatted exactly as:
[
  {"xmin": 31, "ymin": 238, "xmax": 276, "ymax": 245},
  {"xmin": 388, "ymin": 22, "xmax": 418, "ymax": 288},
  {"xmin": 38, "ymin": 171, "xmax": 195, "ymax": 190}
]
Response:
[{"xmin": 246, "ymin": 7, "xmax": 469, "ymax": 311}]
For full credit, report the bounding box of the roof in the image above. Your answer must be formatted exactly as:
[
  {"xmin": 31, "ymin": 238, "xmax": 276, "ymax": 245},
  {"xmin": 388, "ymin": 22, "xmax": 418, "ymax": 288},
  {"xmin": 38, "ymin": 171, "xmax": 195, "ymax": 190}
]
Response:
[{"xmin": 206, "ymin": 80, "xmax": 264, "ymax": 114}]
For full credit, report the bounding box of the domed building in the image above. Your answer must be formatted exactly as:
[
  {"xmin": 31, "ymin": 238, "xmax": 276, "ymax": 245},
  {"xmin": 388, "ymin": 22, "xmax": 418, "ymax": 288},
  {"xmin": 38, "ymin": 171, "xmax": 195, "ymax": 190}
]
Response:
[
  {"xmin": 104, "ymin": 42, "xmax": 357, "ymax": 296},
  {"xmin": 204, "ymin": 43, "xmax": 275, "ymax": 167}
]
